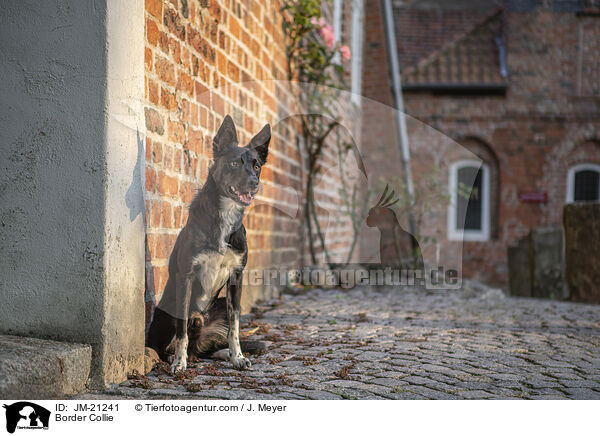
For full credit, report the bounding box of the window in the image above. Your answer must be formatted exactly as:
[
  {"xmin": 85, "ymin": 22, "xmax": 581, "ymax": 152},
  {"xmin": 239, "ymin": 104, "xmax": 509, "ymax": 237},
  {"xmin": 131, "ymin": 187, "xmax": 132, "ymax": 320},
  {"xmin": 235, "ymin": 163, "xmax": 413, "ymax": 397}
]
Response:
[
  {"xmin": 566, "ymin": 163, "xmax": 600, "ymax": 203},
  {"xmin": 448, "ymin": 160, "xmax": 490, "ymax": 241}
]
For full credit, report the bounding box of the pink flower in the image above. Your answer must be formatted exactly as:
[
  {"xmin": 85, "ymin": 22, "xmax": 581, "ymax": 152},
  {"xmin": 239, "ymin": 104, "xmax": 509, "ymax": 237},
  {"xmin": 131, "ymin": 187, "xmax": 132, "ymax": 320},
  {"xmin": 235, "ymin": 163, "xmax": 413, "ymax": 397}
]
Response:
[
  {"xmin": 340, "ymin": 45, "xmax": 351, "ymax": 60},
  {"xmin": 310, "ymin": 17, "xmax": 318, "ymax": 26},
  {"xmin": 319, "ymin": 24, "xmax": 335, "ymax": 48},
  {"xmin": 318, "ymin": 17, "xmax": 327, "ymax": 27}
]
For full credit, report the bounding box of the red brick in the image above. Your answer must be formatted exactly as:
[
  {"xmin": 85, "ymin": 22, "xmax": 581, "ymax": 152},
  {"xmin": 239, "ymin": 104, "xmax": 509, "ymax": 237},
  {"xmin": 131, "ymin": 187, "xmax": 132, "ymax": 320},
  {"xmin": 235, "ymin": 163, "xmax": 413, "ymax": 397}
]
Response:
[
  {"xmin": 155, "ymin": 233, "xmax": 175, "ymax": 258},
  {"xmin": 199, "ymin": 106, "xmax": 208, "ymax": 128},
  {"xmin": 209, "ymin": 1, "xmax": 221, "ymax": 20},
  {"xmin": 217, "ymin": 51, "xmax": 226, "ymax": 75},
  {"xmin": 187, "ymin": 26, "xmax": 202, "ymax": 52},
  {"xmin": 180, "ymin": 98, "xmax": 191, "ymax": 125},
  {"xmin": 190, "ymin": 103, "xmax": 199, "ymax": 127},
  {"xmin": 212, "ymin": 93, "xmax": 224, "ymax": 115},
  {"xmin": 160, "ymin": 87, "xmax": 177, "ymax": 111},
  {"xmin": 174, "ymin": 149, "xmax": 183, "ymax": 173},
  {"xmin": 168, "ymin": 38, "xmax": 181, "ymax": 63},
  {"xmin": 145, "ymin": 107, "xmax": 164, "ymax": 135},
  {"xmin": 195, "ymin": 81, "xmax": 209, "ymax": 106},
  {"xmin": 157, "ymin": 171, "xmax": 178, "ymax": 197},
  {"xmin": 189, "ymin": 156, "xmax": 198, "ymax": 178},
  {"xmin": 148, "ymin": 79, "xmax": 159, "ymax": 105},
  {"xmin": 145, "ymin": 137, "xmax": 153, "ymax": 161},
  {"xmin": 145, "ymin": 167, "xmax": 157, "ymax": 192},
  {"xmin": 180, "ymin": 181, "xmax": 196, "ymax": 204},
  {"xmin": 176, "ymin": 71, "xmax": 194, "ymax": 96},
  {"xmin": 229, "ymin": 16, "xmax": 240, "ymax": 39},
  {"xmin": 181, "ymin": 208, "xmax": 189, "ymax": 226},
  {"xmin": 181, "ymin": 46, "xmax": 191, "ymax": 72},
  {"xmin": 186, "ymin": 129, "xmax": 202, "ymax": 155},
  {"xmin": 167, "ymin": 119, "xmax": 186, "ymax": 144},
  {"xmin": 241, "ymin": 30, "xmax": 250, "ymax": 48},
  {"xmin": 244, "ymin": 115, "xmax": 253, "ymax": 133},
  {"xmin": 227, "ymin": 61, "xmax": 240, "ymax": 82},
  {"xmin": 145, "ymin": 47, "xmax": 153, "ymax": 71},
  {"xmin": 150, "ymin": 140, "xmax": 163, "ymax": 164},
  {"xmin": 162, "ymin": 201, "xmax": 173, "ymax": 228},
  {"xmin": 149, "ymin": 200, "xmax": 161, "ymax": 228},
  {"xmin": 146, "ymin": 18, "xmax": 159, "ymax": 46},
  {"xmin": 174, "ymin": 205, "xmax": 183, "ymax": 228},
  {"xmin": 163, "ymin": 6, "xmax": 186, "ymax": 40},
  {"xmin": 158, "ymin": 31, "xmax": 169, "ymax": 53},
  {"xmin": 209, "ymin": 19, "xmax": 218, "ymax": 44},
  {"xmin": 146, "ymin": 0, "xmax": 162, "ymax": 19},
  {"xmin": 187, "ymin": 27, "xmax": 215, "ymax": 65},
  {"xmin": 219, "ymin": 30, "xmax": 227, "ymax": 50},
  {"xmin": 155, "ymin": 56, "xmax": 175, "ymax": 86},
  {"xmin": 162, "ymin": 145, "xmax": 173, "ymax": 170},
  {"xmin": 191, "ymin": 54, "xmax": 200, "ymax": 76}
]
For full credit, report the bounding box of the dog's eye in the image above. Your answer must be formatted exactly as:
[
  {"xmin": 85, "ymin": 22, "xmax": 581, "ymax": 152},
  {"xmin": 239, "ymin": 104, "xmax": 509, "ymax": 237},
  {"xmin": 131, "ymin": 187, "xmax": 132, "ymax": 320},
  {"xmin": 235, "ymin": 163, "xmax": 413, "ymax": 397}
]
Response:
[
  {"xmin": 230, "ymin": 161, "xmax": 238, "ymax": 167},
  {"xmin": 254, "ymin": 164, "xmax": 260, "ymax": 171}
]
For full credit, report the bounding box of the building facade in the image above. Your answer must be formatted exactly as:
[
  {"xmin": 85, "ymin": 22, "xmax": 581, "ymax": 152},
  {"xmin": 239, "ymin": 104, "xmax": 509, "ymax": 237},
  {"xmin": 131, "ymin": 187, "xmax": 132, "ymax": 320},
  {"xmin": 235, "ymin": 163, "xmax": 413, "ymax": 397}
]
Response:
[{"xmin": 361, "ymin": 0, "xmax": 600, "ymax": 287}]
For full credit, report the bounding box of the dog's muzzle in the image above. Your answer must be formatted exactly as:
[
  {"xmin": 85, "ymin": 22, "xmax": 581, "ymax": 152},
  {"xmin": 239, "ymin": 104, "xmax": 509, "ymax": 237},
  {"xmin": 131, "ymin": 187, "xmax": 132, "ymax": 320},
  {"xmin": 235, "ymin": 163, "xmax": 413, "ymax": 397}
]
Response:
[{"xmin": 229, "ymin": 186, "xmax": 256, "ymax": 205}]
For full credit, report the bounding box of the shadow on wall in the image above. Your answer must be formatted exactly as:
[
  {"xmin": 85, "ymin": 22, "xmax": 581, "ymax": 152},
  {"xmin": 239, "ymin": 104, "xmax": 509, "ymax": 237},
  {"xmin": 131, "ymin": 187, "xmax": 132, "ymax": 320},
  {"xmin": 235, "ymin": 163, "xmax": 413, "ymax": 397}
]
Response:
[{"xmin": 125, "ymin": 129, "xmax": 145, "ymax": 222}]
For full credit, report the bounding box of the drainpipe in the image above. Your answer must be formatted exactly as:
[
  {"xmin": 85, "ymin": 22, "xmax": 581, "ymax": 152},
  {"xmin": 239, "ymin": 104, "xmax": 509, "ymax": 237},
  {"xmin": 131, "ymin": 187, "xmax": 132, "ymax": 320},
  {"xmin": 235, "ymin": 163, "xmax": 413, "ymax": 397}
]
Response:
[{"xmin": 381, "ymin": 0, "xmax": 417, "ymax": 239}]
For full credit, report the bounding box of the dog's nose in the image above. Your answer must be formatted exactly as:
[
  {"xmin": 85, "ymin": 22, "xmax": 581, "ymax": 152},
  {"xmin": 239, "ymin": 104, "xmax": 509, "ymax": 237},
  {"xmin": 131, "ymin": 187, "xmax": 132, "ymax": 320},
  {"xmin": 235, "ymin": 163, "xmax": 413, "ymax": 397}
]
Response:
[{"xmin": 249, "ymin": 178, "xmax": 259, "ymax": 191}]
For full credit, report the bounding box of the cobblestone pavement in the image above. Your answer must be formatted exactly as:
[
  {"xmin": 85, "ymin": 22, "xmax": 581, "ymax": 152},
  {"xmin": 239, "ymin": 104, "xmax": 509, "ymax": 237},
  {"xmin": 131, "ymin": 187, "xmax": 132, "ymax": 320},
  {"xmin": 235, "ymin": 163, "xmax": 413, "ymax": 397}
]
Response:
[{"xmin": 80, "ymin": 285, "xmax": 600, "ymax": 400}]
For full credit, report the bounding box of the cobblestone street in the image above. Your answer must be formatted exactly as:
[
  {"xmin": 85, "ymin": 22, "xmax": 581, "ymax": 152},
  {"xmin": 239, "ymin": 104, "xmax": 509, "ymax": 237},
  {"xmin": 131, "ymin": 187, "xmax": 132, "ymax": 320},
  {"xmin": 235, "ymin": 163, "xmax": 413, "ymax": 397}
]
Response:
[{"xmin": 81, "ymin": 285, "xmax": 600, "ymax": 400}]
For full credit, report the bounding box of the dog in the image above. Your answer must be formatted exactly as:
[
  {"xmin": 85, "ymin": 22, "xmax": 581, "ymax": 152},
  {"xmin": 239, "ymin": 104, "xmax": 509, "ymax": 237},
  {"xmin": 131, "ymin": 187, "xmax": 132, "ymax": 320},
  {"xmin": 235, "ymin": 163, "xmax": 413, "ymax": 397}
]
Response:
[{"xmin": 148, "ymin": 114, "xmax": 269, "ymax": 372}]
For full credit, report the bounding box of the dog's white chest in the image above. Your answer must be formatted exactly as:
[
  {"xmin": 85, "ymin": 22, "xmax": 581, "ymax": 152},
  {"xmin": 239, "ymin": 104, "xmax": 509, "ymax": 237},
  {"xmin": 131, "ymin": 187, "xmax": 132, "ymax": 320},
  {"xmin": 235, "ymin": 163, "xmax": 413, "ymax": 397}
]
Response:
[
  {"xmin": 213, "ymin": 248, "xmax": 243, "ymax": 294},
  {"xmin": 192, "ymin": 248, "xmax": 242, "ymax": 297}
]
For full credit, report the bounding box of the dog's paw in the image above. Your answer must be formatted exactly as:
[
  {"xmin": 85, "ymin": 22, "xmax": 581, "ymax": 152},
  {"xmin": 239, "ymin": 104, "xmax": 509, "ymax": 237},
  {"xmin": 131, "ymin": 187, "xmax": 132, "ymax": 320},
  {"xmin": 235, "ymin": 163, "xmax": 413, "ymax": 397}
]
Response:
[
  {"xmin": 171, "ymin": 356, "xmax": 187, "ymax": 373},
  {"xmin": 229, "ymin": 353, "xmax": 251, "ymax": 370}
]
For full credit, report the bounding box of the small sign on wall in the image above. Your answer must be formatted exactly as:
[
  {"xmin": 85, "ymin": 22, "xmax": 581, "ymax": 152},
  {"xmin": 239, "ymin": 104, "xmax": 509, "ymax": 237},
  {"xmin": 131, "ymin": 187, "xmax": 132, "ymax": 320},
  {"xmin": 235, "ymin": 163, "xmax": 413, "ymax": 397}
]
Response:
[{"xmin": 518, "ymin": 191, "xmax": 548, "ymax": 203}]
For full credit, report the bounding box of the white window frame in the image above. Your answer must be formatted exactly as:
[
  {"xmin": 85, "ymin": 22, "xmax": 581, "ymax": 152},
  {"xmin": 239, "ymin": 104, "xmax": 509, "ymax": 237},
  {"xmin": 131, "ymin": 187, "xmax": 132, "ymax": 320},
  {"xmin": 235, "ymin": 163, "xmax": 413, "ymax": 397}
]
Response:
[
  {"xmin": 447, "ymin": 160, "xmax": 490, "ymax": 242},
  {"xmin": 350, "ymin": 0, "xmax": 364, "ymax": 105},
  {"xmin": 566, "ymin": 163, "xmax": 600, "ymax": 203}
]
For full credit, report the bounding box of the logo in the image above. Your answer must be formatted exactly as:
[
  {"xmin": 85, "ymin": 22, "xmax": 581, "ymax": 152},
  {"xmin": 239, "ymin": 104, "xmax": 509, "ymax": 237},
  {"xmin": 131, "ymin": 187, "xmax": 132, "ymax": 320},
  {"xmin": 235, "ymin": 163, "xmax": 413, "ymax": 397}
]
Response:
[{"xmin": 2, "ymin": 402, "xmax": 50, "ymax": 434}]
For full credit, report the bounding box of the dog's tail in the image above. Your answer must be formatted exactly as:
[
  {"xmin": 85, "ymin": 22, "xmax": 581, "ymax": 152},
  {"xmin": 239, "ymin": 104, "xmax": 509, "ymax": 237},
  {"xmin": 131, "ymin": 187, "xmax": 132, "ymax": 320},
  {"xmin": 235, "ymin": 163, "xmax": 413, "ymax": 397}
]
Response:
[{"xmin": 188, "ymin": 298, "xmax": 266, "ymax": 358}]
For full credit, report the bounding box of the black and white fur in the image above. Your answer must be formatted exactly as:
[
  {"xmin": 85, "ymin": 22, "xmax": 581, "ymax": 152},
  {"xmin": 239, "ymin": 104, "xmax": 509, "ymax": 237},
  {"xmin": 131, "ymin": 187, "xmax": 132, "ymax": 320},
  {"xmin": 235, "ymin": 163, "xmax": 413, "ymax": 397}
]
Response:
[{"xmin": 148, "ymin": 115, "xmax": 270, "ymax": 372}]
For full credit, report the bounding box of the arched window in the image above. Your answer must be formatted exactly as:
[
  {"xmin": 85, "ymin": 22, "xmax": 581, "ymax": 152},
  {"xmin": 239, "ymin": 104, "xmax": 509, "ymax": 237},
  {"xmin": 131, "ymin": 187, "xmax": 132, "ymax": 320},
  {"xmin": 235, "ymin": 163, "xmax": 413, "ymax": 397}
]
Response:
[
  {"xmin": 448, "ymin": 160, "xmax": 490, "ymax": 241},
  {"xmin": 566, "ymin": 163, "xmax": 600, "ymax": 203}
]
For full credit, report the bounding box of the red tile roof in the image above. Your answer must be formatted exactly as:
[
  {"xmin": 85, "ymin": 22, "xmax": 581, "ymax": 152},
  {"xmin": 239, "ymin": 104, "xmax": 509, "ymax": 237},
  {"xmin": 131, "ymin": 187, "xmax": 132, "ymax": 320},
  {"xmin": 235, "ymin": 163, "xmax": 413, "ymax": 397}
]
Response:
[{"xmin": 394, "ymin": 6, "xmax": 507, "ymax": 90}]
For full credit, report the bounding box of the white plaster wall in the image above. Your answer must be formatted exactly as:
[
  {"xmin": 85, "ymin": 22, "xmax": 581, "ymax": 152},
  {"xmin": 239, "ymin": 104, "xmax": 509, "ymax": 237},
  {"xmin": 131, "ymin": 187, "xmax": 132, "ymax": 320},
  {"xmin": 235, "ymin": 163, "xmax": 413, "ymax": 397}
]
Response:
[
  {"xmin": 100, "ymin": 0, "xmax": 146, "ymax": 386},
  {"xmin": 0, "ymin": 0, "xmax": 145, "ymax": 387}
]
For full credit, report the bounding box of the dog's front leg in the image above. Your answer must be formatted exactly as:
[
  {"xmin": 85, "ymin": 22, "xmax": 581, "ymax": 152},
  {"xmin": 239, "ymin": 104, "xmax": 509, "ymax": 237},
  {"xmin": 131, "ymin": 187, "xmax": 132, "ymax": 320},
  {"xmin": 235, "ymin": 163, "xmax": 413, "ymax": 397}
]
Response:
[
  {"xmin": 227, "ymin": 268, "xmax": 251, "ymax": 370},
  {"xmin": 171, "ymin": 272, "xmax": 192, "ymax": 373}
]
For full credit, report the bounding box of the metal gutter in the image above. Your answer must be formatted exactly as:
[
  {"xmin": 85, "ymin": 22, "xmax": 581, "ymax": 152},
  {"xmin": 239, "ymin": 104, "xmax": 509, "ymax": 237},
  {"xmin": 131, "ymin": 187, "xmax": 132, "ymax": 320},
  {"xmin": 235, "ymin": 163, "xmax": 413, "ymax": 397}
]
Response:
[{"xmin": 381, "ymin": 0, "xmax": 417, "ymax": 238}]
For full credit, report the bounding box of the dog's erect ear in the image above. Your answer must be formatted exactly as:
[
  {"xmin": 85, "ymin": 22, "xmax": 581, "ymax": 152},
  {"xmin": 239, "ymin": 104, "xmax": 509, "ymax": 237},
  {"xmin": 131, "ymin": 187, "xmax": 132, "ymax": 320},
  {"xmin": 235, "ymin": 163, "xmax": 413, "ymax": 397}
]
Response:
[
  {"xmin": 213, "ymin": 115, "xmax": 238, "ymax": 156},
  {"xmin": 247, "ymin": 124, "xmax": 270, "ymax": 164}
]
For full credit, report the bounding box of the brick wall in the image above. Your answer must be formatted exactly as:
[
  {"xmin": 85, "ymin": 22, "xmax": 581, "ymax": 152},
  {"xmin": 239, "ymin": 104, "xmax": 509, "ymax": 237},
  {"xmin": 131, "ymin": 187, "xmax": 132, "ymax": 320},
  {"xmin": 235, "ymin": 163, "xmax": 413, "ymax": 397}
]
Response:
[
  {"xmin": 361, "ymin": 2, "xmax": 600, "ymax": 286},
  {"xmin": 144, "ymin": 0, "xmax": 363, "ymax": 317},
  {"xmin": 144, "ymin": 0, "xmax": 301, "ymax": 314}
]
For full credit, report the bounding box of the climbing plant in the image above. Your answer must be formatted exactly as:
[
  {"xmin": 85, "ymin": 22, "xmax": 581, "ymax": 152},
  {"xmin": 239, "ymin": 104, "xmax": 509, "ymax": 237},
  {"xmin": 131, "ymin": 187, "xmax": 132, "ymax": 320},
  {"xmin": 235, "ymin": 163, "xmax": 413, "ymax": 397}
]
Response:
[{"xmin": 282, "ymin": 0, "xmax": 352, "ymax": 266}]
